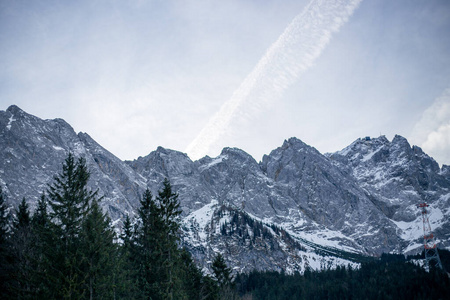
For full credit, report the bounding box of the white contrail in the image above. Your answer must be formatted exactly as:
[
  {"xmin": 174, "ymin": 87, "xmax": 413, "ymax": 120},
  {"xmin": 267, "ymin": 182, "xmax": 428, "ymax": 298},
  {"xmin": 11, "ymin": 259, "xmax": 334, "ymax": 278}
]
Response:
[{"xmin": 185, "ymin": 0, "xmax": 362, "ymax": 160}]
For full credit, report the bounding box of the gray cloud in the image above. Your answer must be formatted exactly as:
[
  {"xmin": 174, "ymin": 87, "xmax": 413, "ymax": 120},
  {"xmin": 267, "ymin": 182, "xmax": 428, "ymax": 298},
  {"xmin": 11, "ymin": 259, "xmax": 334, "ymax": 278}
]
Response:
[{"xmin": 411, "ymin": 89, "xmax": 450, "ymax": 166}]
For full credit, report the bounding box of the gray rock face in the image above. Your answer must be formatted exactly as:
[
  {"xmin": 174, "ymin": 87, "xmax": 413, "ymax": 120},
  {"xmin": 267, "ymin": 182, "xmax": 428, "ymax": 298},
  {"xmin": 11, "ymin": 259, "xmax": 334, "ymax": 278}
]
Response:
[
  {"xmin": 260, "ymin": 138, "xmax": 403, "ymax": 254},
  {"xmin": 1, "ymin": 105, "xmax": 449, "ymax": 273},
  {"xmin": 125, "ymin": 146, "xmax": 217, "ymax": 215},
  {"xmin": 328, "ymin": 135, "xmax": 450, "ymax": 252},
  {"xmin": 0, "ymin": 105, "xmax": 141, "ymax": 221}
]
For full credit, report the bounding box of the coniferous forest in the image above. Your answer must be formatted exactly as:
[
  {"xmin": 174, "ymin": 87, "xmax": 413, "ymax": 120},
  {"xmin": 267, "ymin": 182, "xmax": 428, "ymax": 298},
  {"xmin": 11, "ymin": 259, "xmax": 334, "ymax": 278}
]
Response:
[
  {"xmin": 0, "ymin": 154, "xmax": 449, "ymax": 299},
  {"xmin": 234, "ymin": 254, "xmax": 450, "ymax": 300},
  {"xmin": 0, "ymin": 154, "xmax": 229, "ymax": 299}
]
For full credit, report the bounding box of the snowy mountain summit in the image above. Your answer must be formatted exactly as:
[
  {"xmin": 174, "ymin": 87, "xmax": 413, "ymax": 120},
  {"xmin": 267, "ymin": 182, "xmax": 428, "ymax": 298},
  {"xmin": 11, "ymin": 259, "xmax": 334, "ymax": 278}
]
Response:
[
  {"xmin": 1, "ymin": 105, "xmax": 449, "ymax": 273},
  {"xmin": 329, "ymin": 135, "xmax": 450, "ymax": 253}
]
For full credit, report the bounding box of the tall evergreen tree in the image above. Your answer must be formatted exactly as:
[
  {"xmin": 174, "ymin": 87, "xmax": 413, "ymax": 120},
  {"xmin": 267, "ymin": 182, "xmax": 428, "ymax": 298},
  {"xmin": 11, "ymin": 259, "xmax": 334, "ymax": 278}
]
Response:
[
  {"xmin": 79, "ymin": 198, "xmax": 118, "ymax": 299},
  {"xmin": 178, "ymin": 248, "xmax": 218, "ymax": 300},
  {"xmin": 32, "ymin": 193, "xmax": 50, "ymax": 230},
  {"xmin": 212, "ymin": 253, "xmax": 233, "ymax": 287},
  {"xmin": 135, "ymin": 188, "xmax": 162, "ymax": 298},
  {"xmin": 156, "ymin": 178, "xmax": 183, "ymax": 300},
  {"xmin": 10, "ymin": 197, "xmax": 34, "ymax": 298},
  {"xmin": 14, "ymin": 198, "xmax": 31, "ymax": 229},
  {"xmin": 45, "ymin": 153, "xmax": 94, "ymax": 299},
  {"xmin": 134, "ymin": 180, "xmax": 185, "ymax": 300},
  {"xmin": 30, "ymin": 193, "xmax": 52, "ymax": 298},
  {"xmin": 44, "ymin": 153, "xmax": 115, "ymax": 299},
  {"xmin": 117, "ymin": 215, "xmax": 140, "ymax": 299},
  {"xmin": 157, "ymin": 178, "xmax": 182, "ymax": 237},
  {"xmin": 121, "ymin": 215, "xmax": 134, "ymax": 250},
  {"xmin": 212, "ymin": 253, "xmax": 236, "ymax": 300},
  {"xmin": 47, "ymin": 153, "xmax": 97, "ymax": 239}
]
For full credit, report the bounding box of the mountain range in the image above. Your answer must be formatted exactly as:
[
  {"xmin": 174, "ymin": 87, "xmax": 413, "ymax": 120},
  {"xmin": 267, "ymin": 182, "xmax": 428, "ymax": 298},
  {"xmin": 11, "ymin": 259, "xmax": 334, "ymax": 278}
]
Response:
[{"xmin": 1, "ymin": 105, "xmax": 449, "ymax": 273}]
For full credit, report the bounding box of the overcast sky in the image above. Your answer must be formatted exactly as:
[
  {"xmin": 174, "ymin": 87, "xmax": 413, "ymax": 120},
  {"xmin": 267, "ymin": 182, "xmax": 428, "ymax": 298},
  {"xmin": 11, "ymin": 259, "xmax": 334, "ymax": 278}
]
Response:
[{"xmin": 1, "ymin": 0, "xmax": 450, "ymax": 166}]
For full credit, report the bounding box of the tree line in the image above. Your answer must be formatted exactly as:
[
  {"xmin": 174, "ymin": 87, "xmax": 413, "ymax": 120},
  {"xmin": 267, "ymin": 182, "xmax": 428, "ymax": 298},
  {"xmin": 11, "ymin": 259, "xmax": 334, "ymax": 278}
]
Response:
[
  {"xmin": 0, "ymin": 153, "xmax": 234, "ymax": 299},
  {"xmin": 234, "ymin": 253, "xmax": 450, "ymax": 299}
]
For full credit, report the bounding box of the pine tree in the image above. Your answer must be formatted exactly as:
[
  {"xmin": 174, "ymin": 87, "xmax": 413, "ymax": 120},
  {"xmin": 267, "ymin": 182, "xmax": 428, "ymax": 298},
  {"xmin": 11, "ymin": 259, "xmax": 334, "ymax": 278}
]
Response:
[
  {"xmin": 30, "ymin": 193, "xmax": 52, "ymax": 298},
  {"xmin": 212, "ymin": 253, "xmax": 237, "ymax": 300},
  {"xmin": 10, "ymin": 197, "xmax": 34, "ymax": 298},
  {"xmin": 156, "ymin": 178, "xmax": 183, "ymax": 300},
  {"xmin": 44, "ymin": 153, "xmax": 104, "ymax": 299},
  {"xmin": 47, "ymin": 153, "xmax": 97, "ymax": 239},
  {"xmin": 201, "ymin": 275, "xmax": 220, "ymax": 300},
  {"xmin": 157, "ymin": 178, "xmax": 182, "ymax": 238},
  {"xmin": 79, "ymin": 198, "xmax": 118, "ymax": 299},
  {"xmin": 14, "ymin": 198, "xmax": 31, "ymax": 229},
  {"xmin": 28, "ymin": 153, "xmax": 123, "ymax": 299},
  {"xmin": 134, "ymin": 180, "xmax": 185, "ymax": 300},
  {"xmin": 135, "ymin": 188, "xmax": 162, "ymax": 299},
  {"xmin": 178, "ymin": 248, "xmax": 217, "ymax": 300},
  {"xmin": 121, "ymin": 215, "xmax": 133, "ymax": 250},
  {"xmin": 117, "ymin": 215, "xmax": 140, "ymax": 299},
  {"xmin": 212, "ymin": 253, "xmax": 232, "ymax": 287},
  {"xmin": 32, "ymin": 193, "xmax": 50, "ymax": 231}
]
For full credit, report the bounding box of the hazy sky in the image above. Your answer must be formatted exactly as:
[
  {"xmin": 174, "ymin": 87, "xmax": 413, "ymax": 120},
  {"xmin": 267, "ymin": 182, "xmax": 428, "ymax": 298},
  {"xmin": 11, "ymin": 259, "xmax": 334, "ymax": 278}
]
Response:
[{"xmin": 1, "ymin": 0, "xmax": 450, "ymax": 165}]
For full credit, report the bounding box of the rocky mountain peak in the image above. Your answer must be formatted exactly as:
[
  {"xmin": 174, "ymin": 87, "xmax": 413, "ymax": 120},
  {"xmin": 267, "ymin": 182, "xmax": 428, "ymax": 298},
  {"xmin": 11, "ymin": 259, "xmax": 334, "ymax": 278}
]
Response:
[
  {"xmin": 329, "ymin": 134, "xmax": 450, "ymax": 235},
  {"xmin": 2, "ymin": 105, "xmax": 35, "ymax": 130},
  {"xmin": 6, "ymin": 104, "xmax": 25, "ymax": 115},
  {"xmin": 335, "ymin": 136, "xmax": 388, "ymax": 158},
  {"xmin": 282, "ymin": 137, "xmax": 307, "ymax": 148},
  {"xmin": 218, "ymin": 147, "xmax": 259, "ymax": 171},
  {"xmin": 5, "ymin": 105, "xmax": 72, "ymax": 131},
  {"xmin": 392, "ymin": 134, "xmax": 410, "ymax": 146},
  {"xmin": 280, "ymin": 137, "xmax": 319, "ymax": 153},
  {"xmin": 261, "ymin": 137, "xmax": 329, "ymax": 181},
  {"xmin": 128, "ymin": 146, "xmax": 194, "ymax": 180},
  {"xmin": 220, "ymin": 147, "xmax": 254, "ymax": 159},
  {"xmin": 390, "ymin": 134, "xmax": 414, "ymax": 158},
  {"xmin": 332, "ymin": 135, "xmax": 436, "ymax": 170}
]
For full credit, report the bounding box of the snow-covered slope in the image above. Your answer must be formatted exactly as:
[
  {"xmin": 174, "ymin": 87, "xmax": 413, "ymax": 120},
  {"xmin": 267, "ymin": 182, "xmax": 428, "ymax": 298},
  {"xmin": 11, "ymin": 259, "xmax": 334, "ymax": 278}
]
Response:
[{"xmin": 328, "ymin": 135, "xmax": 450, "ymax": 253}]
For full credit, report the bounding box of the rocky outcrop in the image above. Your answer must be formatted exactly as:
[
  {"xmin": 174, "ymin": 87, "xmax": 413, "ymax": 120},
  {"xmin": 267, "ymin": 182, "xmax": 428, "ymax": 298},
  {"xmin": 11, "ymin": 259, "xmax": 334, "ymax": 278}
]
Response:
[
  {"xmin": 328, "ymin": 135, "xmax": 450, "ymax": 253},
  {"xmin": 0, "ymin": 105, "xmax": 141, "ymax": 221}
]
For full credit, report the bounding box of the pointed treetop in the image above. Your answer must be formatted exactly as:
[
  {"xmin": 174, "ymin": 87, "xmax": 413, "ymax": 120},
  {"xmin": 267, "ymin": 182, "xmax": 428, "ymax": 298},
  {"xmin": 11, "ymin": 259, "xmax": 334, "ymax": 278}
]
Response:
[{"xmin": 14, "ymin": 197, "xmax": 31, "ymax": 229}]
